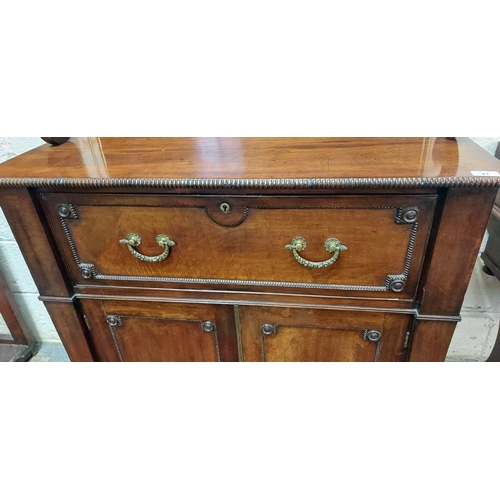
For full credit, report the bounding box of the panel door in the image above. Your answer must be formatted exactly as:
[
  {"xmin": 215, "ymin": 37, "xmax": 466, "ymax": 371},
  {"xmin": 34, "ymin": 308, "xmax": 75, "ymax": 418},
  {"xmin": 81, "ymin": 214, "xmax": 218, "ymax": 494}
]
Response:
[
  {"xmin": 238, "ymin": 306, "xmax": 411, "ymax": 362},
  {"xmin": 80, "ymin": 300, "xmax": 238, "ymax": 362}
]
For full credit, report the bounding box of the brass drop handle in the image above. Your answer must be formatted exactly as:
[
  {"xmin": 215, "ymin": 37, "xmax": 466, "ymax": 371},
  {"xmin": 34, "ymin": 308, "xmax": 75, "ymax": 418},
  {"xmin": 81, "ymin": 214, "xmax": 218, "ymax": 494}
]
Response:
[
  {"xmin": 119, "ymin": 232, "xmax": 175, "ymax": 263},
  {"xmin": 285, "ymin": 236, "xmax": 347, "ymax": 269}
]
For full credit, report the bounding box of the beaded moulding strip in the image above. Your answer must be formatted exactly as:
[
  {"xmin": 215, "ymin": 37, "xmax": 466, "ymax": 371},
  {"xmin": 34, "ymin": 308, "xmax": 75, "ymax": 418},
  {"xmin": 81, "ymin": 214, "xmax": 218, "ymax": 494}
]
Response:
[{"xmin": 2, "ymin": 176, "xmax": 500, "ymax": 189}]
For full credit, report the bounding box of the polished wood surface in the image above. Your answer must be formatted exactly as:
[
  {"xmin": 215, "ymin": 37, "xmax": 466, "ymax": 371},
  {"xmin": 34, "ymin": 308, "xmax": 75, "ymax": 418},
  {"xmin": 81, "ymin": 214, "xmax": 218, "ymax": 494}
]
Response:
[
  {"xmin": 418, "ymin": 188, "xmax": 498, "ymax": 317},
  {"xmin": 41, "ymin": 193, "xmax": 436, "ymax": 298},
  {"xmin": 239, "ymin": 306, "xmax": 410, "ymax": 362},
  {"xmin": 408, "ymin": 319, "xmax": 457, "ymax": 362},
  {"xmin": 0, "ymin": 137, "xmax": 499, "ymax": 185},
  {"xmin": 44, "ymin": 301, "xmax": 95, "ymax": 361},
  {"xmin": 80, "ymin": 300, "xmax": 238, "ymax": 362},
  {"xmin": 0, "ymin": 138, "xmax": 498, "ymax": 361},
  {"xmin": 0, "ymin": 188, "xmax": 72, "ymax": 297},
  {"xmin": 0, "ymin": 188, "xmax": 94, "ymax": 361}
]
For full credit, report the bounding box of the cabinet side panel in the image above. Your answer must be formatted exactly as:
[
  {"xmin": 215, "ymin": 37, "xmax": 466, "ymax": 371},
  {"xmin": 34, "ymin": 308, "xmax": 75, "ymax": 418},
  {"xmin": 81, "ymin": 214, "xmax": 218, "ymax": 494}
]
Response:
[
  {"xmin": 408, "ymin": 319, "xmax": 457, "ymax": 362},
  {"xmin": 0, "ymin": 188, "xmax": 72, "ymax": 297},
  {"xmin": 43, "ymin": 301, "xmax": 94, "ymax": 361},
  {"xmin": 419, "ymin": 188, "xmax": 497, "ymax": 316}
]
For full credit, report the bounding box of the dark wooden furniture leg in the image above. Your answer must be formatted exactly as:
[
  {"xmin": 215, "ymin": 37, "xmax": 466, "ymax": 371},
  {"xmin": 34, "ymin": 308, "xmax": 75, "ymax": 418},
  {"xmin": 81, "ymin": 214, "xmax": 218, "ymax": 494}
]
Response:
[{"xmin": 0, "ymin": 266, "xmax": 37, "ymax": 362}]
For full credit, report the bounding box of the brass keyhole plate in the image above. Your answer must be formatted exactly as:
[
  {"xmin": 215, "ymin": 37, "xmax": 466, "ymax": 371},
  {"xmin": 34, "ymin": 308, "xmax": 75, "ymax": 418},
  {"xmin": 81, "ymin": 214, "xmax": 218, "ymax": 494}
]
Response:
[{"xmin": 219, "ymin": 202, "xmax": 231, "ymax": 213}]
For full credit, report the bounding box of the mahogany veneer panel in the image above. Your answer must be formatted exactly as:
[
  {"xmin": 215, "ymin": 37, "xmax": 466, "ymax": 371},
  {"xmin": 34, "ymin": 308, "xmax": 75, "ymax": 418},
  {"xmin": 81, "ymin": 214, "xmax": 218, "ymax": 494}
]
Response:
[
  {"xmin": 239, "ymin": 306, "xmax": 410, "ymax": 362},
  {"xmin": 79, "ymin": 300, "xmax": 238, "ymax": 362},
  {"xmin": 41, "ymin": 193, "xmax": 436, "ymax": 299}
]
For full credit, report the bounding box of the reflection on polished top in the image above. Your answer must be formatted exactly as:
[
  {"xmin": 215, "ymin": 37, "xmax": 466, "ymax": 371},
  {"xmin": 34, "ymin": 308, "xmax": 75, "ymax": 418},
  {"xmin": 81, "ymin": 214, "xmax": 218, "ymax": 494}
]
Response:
[{"xmin": 1, "ymin": 137, "xmax": 500, "ymax": 188}]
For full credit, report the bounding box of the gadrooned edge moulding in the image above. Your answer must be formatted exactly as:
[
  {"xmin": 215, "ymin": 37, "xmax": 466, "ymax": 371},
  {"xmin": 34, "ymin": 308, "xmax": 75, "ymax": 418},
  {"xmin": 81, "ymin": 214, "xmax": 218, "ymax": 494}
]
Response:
[{"xmin": 0, "ymin": 176, "xmax": 500, "ymax": 189}]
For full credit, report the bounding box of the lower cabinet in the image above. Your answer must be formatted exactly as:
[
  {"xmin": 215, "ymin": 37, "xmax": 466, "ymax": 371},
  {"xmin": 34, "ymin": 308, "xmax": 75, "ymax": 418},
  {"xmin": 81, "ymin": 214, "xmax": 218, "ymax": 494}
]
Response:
[
  {"xmin": 238, "ymin": 306, "xmax": 411, "ymax": 362},
  {"xmin": 80, "ymin": 300, "xmax": 239, "ymax": 362},
  {"xmin": 80, "ymin": 300, "xmax": 412, "ymax": 362}
]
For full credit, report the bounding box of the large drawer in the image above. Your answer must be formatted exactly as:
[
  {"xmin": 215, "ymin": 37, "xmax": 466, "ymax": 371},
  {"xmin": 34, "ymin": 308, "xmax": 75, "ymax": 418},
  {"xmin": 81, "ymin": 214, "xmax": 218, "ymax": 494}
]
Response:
[{"xmin": 41, "ymin": 193, "xmax": 436, "ymax": 298}]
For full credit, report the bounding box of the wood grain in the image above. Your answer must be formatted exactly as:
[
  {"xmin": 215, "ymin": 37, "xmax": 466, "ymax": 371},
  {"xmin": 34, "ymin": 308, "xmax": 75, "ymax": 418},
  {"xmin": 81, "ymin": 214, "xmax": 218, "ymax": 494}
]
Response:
[
  {"xmin": 44, "ymin": 301, "xmax": 94, "ymax": 361},
  {"xmin": 408, "ymin": 319, "xmax": 457, "ymax": 362},
  {"xmin": 0, "ymin": 137, "xmax": 498, "ymax": 186},
  {"xmin": 80, "ymin": 300, "xmax": 238, "ymax": 362},
  {"xmin": 238, "ymin": 305, "xmax": 410, "ymax": 362},
  {"xmin": 418, "ymin": 188, "xmax": 498, "ymax": 316},
  {"xmin": 0, "ymin": 138, "xmax": 497, "ymax": 362},
  {"xmin": 0, "ymin": 188, "xmax": 72, "ymax": 297},
  {"xmin": 41, "ymin": 193, "xmax": 436, "ymax": 299}
]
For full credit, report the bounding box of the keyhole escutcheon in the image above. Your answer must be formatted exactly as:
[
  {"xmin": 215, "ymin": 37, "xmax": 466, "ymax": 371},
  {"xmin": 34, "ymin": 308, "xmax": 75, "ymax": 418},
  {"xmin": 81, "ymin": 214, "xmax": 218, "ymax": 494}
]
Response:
[{"xmin": 219, "ymin": 202, "xmax": 231, "ymax": 213}]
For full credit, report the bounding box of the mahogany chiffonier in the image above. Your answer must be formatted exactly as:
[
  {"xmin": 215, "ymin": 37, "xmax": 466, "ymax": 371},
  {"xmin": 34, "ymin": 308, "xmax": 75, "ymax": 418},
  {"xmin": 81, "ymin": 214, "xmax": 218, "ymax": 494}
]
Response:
[{"xmin": 1, "ymin": 137, "xmax": 499, "ymax": 362}]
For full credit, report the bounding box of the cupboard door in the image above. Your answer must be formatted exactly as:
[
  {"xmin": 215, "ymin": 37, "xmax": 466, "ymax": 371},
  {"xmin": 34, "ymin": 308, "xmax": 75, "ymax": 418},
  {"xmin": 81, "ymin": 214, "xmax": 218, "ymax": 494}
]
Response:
[
  {"xmin": 238, "ymin": 306, "xmax": 411, "ymax": 362},
  {"xmin": 80, "ymin": 300, "xmax": 238, "ymax": 362}
]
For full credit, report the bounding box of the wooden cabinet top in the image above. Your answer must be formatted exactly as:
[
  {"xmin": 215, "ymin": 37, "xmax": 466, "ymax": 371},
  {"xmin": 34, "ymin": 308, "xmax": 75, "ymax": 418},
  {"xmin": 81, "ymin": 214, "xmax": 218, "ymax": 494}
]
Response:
[{"xmin": 1, "ymin": 137, "xmax": 500, "ymax": 189}]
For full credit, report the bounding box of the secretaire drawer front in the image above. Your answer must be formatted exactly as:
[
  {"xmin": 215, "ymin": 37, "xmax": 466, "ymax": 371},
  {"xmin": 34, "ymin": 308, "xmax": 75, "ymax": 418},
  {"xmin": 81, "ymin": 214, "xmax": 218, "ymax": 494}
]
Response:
[{"xmin": 41, "ymin": 193, "xmax": 436, "ymax": 297}]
